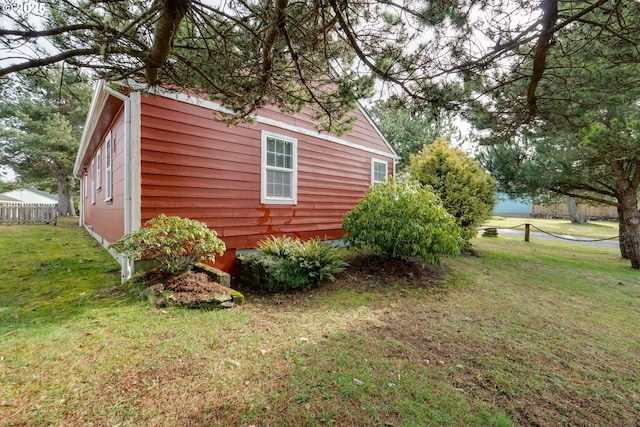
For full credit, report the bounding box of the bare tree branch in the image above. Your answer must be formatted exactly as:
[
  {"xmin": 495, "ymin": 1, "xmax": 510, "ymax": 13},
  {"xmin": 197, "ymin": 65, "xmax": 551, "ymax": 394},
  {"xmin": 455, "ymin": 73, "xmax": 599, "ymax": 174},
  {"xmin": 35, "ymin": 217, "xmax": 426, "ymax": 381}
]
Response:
[
  {"xmin": 525, "ymin": 0, "xmax": 558, "ymax": 123},
  {"xmin": 0, "ymin": 24, "xmax": 107, "ymax": 37},
  {"xmin": 0, "ymin": 48, "xmax": 100, "ymax": 77},
  {"xmin": 146, "ymin": 0, "xmax": 191, "ymax": 84}
]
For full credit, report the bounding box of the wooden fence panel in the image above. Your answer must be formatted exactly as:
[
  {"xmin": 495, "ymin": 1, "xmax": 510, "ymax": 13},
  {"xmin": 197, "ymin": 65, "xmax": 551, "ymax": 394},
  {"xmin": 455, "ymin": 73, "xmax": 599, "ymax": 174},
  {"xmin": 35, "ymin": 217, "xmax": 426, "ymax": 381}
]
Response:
[
  {"xmin": 0, "ymin": 203, "xmax": 58, "ymax": 224},
  {"xmin": 532, "ymin": 203, "xmax": 618, "ymax": 220}
]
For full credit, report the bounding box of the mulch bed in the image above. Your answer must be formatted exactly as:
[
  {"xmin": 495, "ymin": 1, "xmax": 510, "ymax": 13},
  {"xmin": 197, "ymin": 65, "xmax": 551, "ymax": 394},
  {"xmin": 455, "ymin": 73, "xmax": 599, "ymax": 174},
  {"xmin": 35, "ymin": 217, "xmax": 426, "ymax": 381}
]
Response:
[
  {"xmin": 141, "ymin": 270, "xmax": 230, "ymax": 305},
  {"xmin": 333, "ymin": 252, "xmax": 446, "ymax": 289}
]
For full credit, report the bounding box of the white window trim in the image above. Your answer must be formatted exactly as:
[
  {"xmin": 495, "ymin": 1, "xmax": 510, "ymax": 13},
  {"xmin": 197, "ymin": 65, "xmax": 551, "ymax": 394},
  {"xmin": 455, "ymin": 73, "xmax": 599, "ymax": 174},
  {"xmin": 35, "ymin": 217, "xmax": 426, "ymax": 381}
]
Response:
[
  {"xmin": 261, "ymin": 130, "xmax": 298, "ymax": 205},
  {"xmin": 95, "ymin": 148, "xmax": 102, "ymax": 191},
  {"xmin": 104, "ymin": 132, "xmax": 113, "ymax": 202},
  {"xmin": 371, "ymin": 158, "xmax": 388, "ymax": 184}
]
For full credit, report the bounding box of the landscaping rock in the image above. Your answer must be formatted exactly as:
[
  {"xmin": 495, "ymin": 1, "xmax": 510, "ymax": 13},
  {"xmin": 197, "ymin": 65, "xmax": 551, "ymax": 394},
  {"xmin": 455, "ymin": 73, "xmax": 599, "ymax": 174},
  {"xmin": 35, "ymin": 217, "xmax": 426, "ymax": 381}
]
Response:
[
  {"xmin": 212, "ymin": 293, "xmax": 232, "ymax": 303},
  {"xmin": 482, "ymin": 227, "xmax": 499, "ymax": 237},
  {"xmin": 140, "ymin": 270, "xmax": 244, "ymax": 310}
]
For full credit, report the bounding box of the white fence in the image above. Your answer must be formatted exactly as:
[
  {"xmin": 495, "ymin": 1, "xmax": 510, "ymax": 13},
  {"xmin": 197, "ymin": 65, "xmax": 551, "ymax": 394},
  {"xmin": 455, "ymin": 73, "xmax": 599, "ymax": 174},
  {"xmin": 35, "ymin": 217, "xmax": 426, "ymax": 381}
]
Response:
[{"xmin": 0, "ymin": 203, "xmax": 58, "ymax": 224}]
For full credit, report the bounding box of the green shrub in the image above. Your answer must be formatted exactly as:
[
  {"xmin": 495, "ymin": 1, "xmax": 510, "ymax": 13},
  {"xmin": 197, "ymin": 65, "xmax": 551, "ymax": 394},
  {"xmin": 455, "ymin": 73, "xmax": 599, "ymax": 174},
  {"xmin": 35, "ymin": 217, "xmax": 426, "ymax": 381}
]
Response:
[
  {"xmin": 237, "ymin": 236, "xmax": 348, "ymax": 292},
  {"xmin": 257, "ymin": 235, "xmax": 303, "ymax": 258},
  {"xmin": 342, "ymin": 177, "xmax": 463, "ymax": 263},
  {"xmin": 408, "ymin": 138, "xmax": 496, "ymax": 243},
  {"xmin": 110, "ymin": 214, "xmax": 226, "ymax": 276}
]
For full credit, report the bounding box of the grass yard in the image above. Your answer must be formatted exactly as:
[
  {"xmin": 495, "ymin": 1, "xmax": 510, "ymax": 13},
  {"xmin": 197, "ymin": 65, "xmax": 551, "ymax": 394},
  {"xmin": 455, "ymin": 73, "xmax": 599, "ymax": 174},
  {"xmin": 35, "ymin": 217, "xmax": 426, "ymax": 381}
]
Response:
[
  {"xmin": 1, "ymin": 217, "xmax": 639, "ymax": 426},
  {"xmin": 483, "ymin": 216, "xmax": 619, "ymax": 240}
]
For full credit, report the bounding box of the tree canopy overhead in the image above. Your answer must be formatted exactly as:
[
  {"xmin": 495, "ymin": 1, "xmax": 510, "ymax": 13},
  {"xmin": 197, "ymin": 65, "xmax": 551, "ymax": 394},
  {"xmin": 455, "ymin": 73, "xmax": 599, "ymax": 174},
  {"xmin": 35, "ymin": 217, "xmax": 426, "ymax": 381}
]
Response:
[
  {"xmin": 2, "ymin": 0, "xmax": 637, "ymax": 131},
  {"xmin": 468, "ymin": 0, "xmax": 640, "ymax": 134}
]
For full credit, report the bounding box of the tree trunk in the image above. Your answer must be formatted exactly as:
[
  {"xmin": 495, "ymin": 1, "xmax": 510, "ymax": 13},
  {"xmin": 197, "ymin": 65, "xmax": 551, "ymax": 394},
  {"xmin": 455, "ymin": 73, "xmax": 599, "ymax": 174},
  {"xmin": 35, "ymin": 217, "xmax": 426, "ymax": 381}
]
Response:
[
  {"xmin": 57, "ymin": 173, "xmax": 73, "ymax": 216},
  {"xmin": 567, "ymin": 196, "xmax": 585, "ymax": 224},
  {"xmin": 68, "ymin": 193, "xmax": 76, "ymax": 216},
  {"xmin": 619, "ymin": 190, "xmax": 640, "ymax": 269},
  {"xmin": 618, "ymin": 204, "xmax": 630, "ymax": 259}
]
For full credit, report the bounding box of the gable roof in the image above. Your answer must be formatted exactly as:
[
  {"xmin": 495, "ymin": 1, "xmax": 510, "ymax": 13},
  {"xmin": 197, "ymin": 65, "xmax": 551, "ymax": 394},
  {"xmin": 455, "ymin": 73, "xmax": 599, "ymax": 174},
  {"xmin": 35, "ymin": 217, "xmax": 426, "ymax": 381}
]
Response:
[
  {"xmin": 0, "ymin": 188, "xmax": 58, "ymax": 204},
  {"xmin": 0, "ymin": 194, "xmax": 21, "ymax": 202}
]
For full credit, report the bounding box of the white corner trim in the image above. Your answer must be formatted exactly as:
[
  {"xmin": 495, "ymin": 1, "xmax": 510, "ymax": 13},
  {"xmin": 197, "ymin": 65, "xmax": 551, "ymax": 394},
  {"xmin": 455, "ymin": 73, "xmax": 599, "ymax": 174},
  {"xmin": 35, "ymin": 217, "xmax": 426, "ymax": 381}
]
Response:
[
  {"xmin": 140, "ymin": 84, "xmax": 399, "ymax": 160},
  {"xmin": 85, "ymin": 225, "xmax": 132, "ymax": 283},
  {"xmin": 126, "ymin": 92, "xmax": 142, "ymax": 234}
]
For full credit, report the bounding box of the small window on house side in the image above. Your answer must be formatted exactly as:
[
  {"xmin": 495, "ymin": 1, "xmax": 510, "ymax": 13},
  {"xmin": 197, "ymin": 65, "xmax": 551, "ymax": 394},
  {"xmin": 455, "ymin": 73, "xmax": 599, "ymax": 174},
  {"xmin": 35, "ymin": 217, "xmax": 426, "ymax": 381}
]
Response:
[
  {"xmin": 261, "ymin": 131, "xmax": 297, "ymax": 204},
  {"xmin": 95, "ymin": 148, "xmax": 102, "ymax": 191},
  {"xmin": 104, "ymin": 132, "xmax": 113, "ymax": 202},
  {"xmin": 372, "ymin": 158, "xmax": 388, "ymax": 184},
  {"xmin": 90, "ymin": 159, "xmax": 96, "ymax": 205}
]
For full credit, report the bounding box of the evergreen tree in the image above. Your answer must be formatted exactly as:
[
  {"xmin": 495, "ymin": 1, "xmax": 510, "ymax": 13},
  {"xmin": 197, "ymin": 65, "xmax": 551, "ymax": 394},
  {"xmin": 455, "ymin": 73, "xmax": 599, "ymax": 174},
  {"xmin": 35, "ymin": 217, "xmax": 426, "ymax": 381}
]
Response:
[
  {"xmin": 1, "ymin": 1, "xmax": 636, "ymax": 131},
  {"xmin": 409, "ymin": 138, "xmax": 496, "ymax": 244},
  {"xmin": 475, "ymin": 7, "xmax": 640, "ymax": 267},
  {"xmin": 0, "ymin": 66, "xmax": 93, "ymax": 214},
  {"xmin": 368, "ymin": 99, "xmax": 460, "ymax": 171}
]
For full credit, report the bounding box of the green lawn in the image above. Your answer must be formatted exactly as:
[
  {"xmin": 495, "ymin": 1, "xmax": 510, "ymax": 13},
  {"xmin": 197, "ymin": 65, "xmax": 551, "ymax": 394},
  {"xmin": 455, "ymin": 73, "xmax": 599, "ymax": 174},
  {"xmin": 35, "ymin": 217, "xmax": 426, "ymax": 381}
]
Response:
[
  {"xmin": 483, "ymin": 216, "xmax": 619, "ymax": 239},
  {"xmin": 1, "ymin": 217, "xmax": 639, "ymax": 426}
]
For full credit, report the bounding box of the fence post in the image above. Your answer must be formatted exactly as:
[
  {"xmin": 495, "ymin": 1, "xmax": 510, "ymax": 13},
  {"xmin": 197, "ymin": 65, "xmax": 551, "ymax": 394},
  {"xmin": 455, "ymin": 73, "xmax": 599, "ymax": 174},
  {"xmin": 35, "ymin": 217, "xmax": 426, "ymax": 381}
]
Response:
[{"xmin": 525, "ymin": 223, "xmax": 530, "ymax": 242}]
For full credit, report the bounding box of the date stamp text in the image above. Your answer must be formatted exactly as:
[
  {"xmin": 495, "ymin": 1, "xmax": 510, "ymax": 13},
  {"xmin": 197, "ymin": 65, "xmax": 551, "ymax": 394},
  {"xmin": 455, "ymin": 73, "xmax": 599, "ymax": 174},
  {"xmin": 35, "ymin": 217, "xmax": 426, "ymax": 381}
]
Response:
[{"xmin": 1, "ymin": 1, "xmax": 46, "ymax": 16}]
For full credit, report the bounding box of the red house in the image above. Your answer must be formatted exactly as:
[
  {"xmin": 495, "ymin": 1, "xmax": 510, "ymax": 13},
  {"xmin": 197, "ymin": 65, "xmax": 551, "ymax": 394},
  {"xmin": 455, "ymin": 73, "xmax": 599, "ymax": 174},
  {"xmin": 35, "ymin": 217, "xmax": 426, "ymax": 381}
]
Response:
[{"xmin": 74, "ymin": 81, "xmax": 397, "ymax": 280}]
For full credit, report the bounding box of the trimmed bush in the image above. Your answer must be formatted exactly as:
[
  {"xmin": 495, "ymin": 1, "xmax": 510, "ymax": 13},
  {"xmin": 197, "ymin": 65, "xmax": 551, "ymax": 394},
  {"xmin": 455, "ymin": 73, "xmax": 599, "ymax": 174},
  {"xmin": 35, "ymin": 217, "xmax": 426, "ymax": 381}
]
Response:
[
  {"xmin": 110, "ymin": 214, "xmax": 226, "ymax": 276},
  {"xmin": 408, "ymin": 138, "xmax": 496, "ymax": 243},
  {"xmin": 342, "ymin": 177, "xmax": 463, "ymax": 263},
  {"xmin": 237, "ymin": 236, "xmax": 348, "ymax": 292}
]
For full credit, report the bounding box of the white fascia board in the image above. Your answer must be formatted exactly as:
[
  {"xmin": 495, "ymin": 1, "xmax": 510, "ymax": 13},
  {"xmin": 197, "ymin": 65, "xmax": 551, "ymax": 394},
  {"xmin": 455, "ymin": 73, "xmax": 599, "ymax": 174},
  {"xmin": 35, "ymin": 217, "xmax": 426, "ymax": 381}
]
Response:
[
  {"xmin": 73, "ymin": 81, "xmax": 130, "ymax": 177},
  {"xmin": 356, "ymin": 100, "xmax": 399, "ymax": 160},
  {"xmin": 74, "ymin": 81, "xmax": 106, "ymax": 177},
  {"xmin": 134, "ymin": 83, "xmax": 398, "ymax": 160}
]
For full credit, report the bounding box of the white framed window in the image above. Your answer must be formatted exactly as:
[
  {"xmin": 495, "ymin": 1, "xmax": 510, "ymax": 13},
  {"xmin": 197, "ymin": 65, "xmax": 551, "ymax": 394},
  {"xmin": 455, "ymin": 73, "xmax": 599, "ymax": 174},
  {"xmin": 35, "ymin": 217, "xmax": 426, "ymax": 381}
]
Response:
[
  {"xmin": 83, "ymin": 171, "xmax": 88, "ymax": 199},
  {"xmin": 104, "ymin": 132, "xmax": 113, "ymax": 202},
  {"xmin": 95, "ymin": 148, "xmax": 102, "ymax": 191},
  {"xmin": 261, "ymin": 131, "xmax": 297, "ymax": 204},
  {"xmin": 371, "ymin": 158, "xmax": 388, "ymax": 184},
  {"xmin": 90, "ymin": 159, "xmax": 96, "ymax": 205}
]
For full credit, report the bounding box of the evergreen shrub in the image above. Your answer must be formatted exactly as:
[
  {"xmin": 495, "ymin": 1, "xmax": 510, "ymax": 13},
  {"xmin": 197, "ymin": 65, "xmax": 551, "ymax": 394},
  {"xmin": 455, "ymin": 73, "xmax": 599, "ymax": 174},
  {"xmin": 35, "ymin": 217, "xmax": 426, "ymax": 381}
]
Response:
[{"xmin": 342, "ymin": 177, "xmax": 463, "ymax": 263}]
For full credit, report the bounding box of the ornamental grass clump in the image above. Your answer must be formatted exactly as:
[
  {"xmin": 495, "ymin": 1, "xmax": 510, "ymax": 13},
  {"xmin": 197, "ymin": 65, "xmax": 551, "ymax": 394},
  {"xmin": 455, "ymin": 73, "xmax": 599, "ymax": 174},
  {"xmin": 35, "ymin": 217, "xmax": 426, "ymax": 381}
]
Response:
[
  {"xmin": 110, "ymin": 214, "xmax": 226, "ymax": 275},
  {"xmin": 342, "ymin": 177, "xmax": 463, "ymax": 264}
]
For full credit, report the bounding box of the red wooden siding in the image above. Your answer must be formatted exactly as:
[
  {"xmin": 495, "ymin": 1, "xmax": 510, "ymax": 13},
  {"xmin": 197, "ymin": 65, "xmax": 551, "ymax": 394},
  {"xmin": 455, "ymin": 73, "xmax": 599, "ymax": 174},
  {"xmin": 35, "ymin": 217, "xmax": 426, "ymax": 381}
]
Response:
[
  {"xmin": 82, "ymin": 107, "xmax": 126, "ymax": 244},
  {"xmin": 139, "ymin": 94, "xmax": 394, "ymax": 271}
]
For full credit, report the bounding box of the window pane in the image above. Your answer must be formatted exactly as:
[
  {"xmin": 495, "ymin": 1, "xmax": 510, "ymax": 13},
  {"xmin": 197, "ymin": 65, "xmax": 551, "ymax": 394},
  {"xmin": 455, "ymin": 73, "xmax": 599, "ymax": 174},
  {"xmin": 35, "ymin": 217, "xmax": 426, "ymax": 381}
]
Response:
[
  {"xmin": 373, "ymin": 161, "xmax": 387, "ymax": 183},
  {"xmin": 266, "ymin": 136, "xmax": 293, "ymax": 170},
  {"xmin": 267, "ymin": 170, "xmax": 291, "ymax": 198}
]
